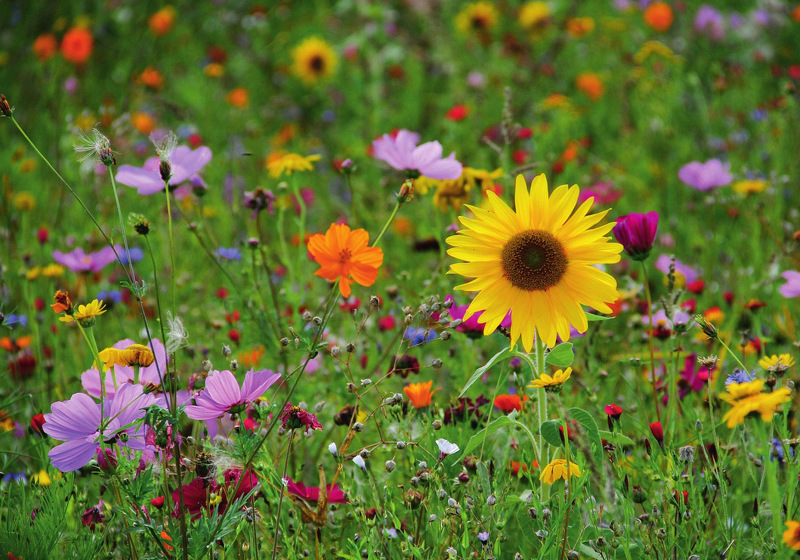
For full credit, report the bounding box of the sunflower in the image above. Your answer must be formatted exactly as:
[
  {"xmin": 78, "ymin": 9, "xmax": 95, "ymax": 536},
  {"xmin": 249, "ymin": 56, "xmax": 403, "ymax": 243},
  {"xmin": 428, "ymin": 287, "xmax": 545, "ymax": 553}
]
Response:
[
  {"xmin": 528, "ymin": 367, "xmax": 572, "ymax": 392},
  {"xmin": 291, "ymin": 37, "xmax": 337, "ymax": 84},
  {"xmin": 307, "ymin": 223, "xmax": 384, "ymax": 298},
  {"xmin": 456, "ymin": 2, "xmax": 499, "ymax": 34},
  {"xmin": 539, "ymin": 458, "xmax": 580, "ymax": 484},
  {"xmin": 446, "ymin": 174, "xmax": 622, "ymax": 351},
  {"xmin": 266, "ymin": 152, "xmax": 321, "ymax": 178}
]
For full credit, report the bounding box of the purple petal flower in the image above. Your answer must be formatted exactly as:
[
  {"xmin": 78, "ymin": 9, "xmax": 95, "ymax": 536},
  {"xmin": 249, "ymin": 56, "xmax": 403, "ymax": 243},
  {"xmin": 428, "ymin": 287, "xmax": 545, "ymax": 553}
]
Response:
[
  {"xmin": 52, "ymin": 246, "xmax": 121, "ymax": 273},
  {"xmin": 655, "ymin": 255, "xmax": 700, "ymax": 285},
  {"xmin": 694, "ymin": 5, "xmax": 725, "ymax": 40},
  {"xmin": 613, "ymin": 211, "xmax": 659, "ymax": 261},
  {"xmin": 185, "ymin": 368, "xmax": 281, "ymax": 420},
  {"xmin": 678, "ymin": 159, "xmax": 732, "ymax": 191},
  {"xmin": 779, "ymin": 270, "xmax": 800, "ymax": 298},
  {"xmin": 43, "ymin": 384, "xmax": 161, "ymax": 472},
  {"xmin": 372, "ymin": 129, "xmax": 462, "ymax": 180},
  {"xmin": 116, "ymin": 145, "xmax": 212, "ymax": 195}
]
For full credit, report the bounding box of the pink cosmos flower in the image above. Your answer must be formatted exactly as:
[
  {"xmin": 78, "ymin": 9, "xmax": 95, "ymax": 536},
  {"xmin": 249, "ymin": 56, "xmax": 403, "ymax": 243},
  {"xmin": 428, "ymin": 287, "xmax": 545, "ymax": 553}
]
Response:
[
  {"xmin": 43, "ymin": 383, "xmax": 161, "ymax": 472},
  {"xmin": 286, "ymin": 478, "xmax": 348, "ymax": 504},
  {"xmin": 372, "ymin": 129, "xmax": 462, "ymax": 180},
  {"xmin": 779, "ymin": 270, "xmax": 800, "ymax": 298},
  {"xmin": 116, "ymin": 145, "xmax": 212, "ymax": 195},
  {"xmin": 184, "ymin": 368, "xmax": 281, "ymax": 420},
  {"xmin": 677, "ymin": 159, "xmax": 732, "ymax": 191},
  {"xmin": 52, "ymin": 246, "xmax": 120, "ymax": 273}
]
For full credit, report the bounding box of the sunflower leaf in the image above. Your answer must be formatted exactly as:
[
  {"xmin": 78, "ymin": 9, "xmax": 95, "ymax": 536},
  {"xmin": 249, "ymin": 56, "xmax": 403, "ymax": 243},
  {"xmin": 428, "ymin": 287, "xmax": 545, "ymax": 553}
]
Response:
[
  {"xmin": 545, "ymin": 343, "xmax": 574, "ymax": 367},
  {"xmin": 585, "ymin": 312, "xmax": 613, "ymax": 322},
  {"xmin": 539, "ymin": 420, "xmax": 563, "ymax": 448},
  {"xmin": 569, "ymin": 407, "xmax": 605, "ymax": 466},
  {"xmin": 458, "ymin": 346, "xmax": 511, "ymax": 398}
]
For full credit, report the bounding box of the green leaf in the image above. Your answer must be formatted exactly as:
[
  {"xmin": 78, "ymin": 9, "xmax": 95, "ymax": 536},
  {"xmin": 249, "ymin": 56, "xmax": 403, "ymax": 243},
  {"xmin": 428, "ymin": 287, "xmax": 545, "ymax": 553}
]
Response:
[
  {"xmin": 456, "ymin": 411, "xmax": 518, "ymax": 461},
  {"xmin": 568, "ymin": 407, "xmax": 605, "ymax": 467},
  {"xmin": 458, "ymin": 346, "xmax": 511, "ymax": 398},
  {"xmin": 598, "ymin": 430, "xmax": 635, "ymax": 446},
  {"xmin": 540, "ymin": 420, "xmax": 563, "ymax": 448},
  {"xmin": 545, "ymin": 343, "xmax": 574, "ymax": 367},
  {"xmin": 585, "ymin": 312, "xmax": 613, "ymax": 322}
]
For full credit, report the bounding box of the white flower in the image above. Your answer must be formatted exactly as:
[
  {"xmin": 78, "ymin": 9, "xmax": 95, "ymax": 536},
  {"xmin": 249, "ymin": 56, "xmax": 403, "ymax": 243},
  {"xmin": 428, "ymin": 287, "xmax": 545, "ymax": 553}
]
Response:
[
  {"xmin": 436, "ymin": 438, "xmax": 460, "ymax": 457},
  {"xmin": 352, "ymin": 455, "xmax": 367, "ymax": 472},
  {"xmin": 328, "ymin": 442, "xmax": 338, "ymax": 457}
]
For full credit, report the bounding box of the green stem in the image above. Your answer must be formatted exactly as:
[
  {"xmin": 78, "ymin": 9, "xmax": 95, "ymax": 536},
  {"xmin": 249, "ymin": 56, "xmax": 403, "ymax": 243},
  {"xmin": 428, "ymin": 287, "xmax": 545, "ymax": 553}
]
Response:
[
  {"xmin": 535, "ymin": 335, "xmax": 550, "ymax": 503},
  {"xmin": 271, "ymin": 434, "xmax": 294, "ymax": 560},
  {"xmin": 641, "ymin": 262, "xmax": 662, "ymax": 424},
  {"xmin": 372, "ymin": 202, "xmax": 401, "ymax": 247},
  {"xmin": 716, "ymin": 337, "xmax": 749, "ymax": 373},
  {"xmin": 163, "ymin": 185, "xmax": 177, "ymax": 314}
]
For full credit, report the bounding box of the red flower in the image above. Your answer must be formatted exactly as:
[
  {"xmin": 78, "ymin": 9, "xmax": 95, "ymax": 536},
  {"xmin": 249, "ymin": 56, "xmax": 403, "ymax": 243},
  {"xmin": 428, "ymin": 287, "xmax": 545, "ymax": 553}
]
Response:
[
  {"xmin": 723, "ymin": 291, "xmax": 735, "ymax": 305},
  {"xmin": 744, "ymin": 298, "xmax": 766, "ymax": 310},
  {"xmin": 378, "ymin": 316, "xmax": 396, "ymax": 331},
  {"xmin": 687, "ymin": 279, "xmax": 705, "ymax": 294},
  {"xmin": 228, "ymin": 329, "xmax": 241, "ymax": 343},
  {"xmin": 151, "ymin": 496, "xmax": 165, "ymax": 509},
  {"xmin": 286, "ymin": 478, "xmax": 348, "ymax": 504},
  {"xmin": 493, "ymin": 394, "xmax": 524, "ymax": 413},
  {"xmin": 30, "ymin": 413, "xmax": 46, "ymax": 435},
  {"xmin": 649, "ymin": 421, "xmax": 664, "ymax": 447},
  {"xmin": 605, "ymin": 403, "xmax": 623, "ymax": 430},
  {"xmin": 216, "ymin": 287, "xmax": 229, "ymax": 299},
  {"xmin": 445, "ymin": 104, "xmax": 470, "ymax": 121}
]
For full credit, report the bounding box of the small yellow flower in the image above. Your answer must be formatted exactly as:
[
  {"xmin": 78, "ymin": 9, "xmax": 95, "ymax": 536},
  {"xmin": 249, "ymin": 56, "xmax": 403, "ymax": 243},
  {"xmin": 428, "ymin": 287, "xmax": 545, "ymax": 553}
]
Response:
[
  {"xmin": 539, "ymin": 458, "xmax": 581, "ymax": 484},
  {"xmin": 13, "ymin": 192, "xmax": 35, "ymax": 211},
  {"xmin": 59, "ymin": 299, "xmax": 106, "ymax": 326},
  {"xmin": 26, "ymin": 266, "xmax": 41, "ymax": 281},
  {"xmin": 204, "ymin": 62, "xmax": 225, "ymax": 78},
  {"xmin": 41, "ymin": 264, "xmax": 65, "ymax": 277},
  {"xmin": 732, "ymin": 179, "xmax": 767, "ymax": 195},
  {"xmin": 759, "ymin": 353, "xmax": 795, "ymax": 374},
  {"xmin": 98, "ymin": 343, "xmax": 155, "ymax": 371},
  {"xmin": 566, "ymin": 17, "xmax": 594, "ymax": 38},
  {"xmin": 266, "ymin": 152, "xmax": 321, "ymax": 178},
  {"xmin": 633, "ymin": 41, "xmax": 679, "ymax": 64},
  {"xmin": 291, "ymin": 37, "xmax": 338, "ymax": 84},
  {"xmin": 456, "ymin": 2, "xmax": 500, "ymax": 34},
  {"xmin": 518, "ymin": 1, "xmax": 550, "ymax": 31},
  {"xmin": 529, "ymin": 367, "xmax": 572, "ymax": 393},
  {"xmin": 32, "ymin": 469, "xmax": 51, "ymax": 486},
  {"xmin": 720, "ymin": 379, "xmax": 791, "ymax": 428}
]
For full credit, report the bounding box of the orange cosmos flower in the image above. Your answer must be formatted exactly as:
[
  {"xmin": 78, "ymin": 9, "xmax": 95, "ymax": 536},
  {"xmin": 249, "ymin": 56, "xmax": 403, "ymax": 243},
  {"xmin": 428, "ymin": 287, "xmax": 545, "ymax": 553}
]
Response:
[
  {"xmin": 33, "ymin": 33, "xmax": 58, "ymax": 61},
  {"xmin": 61, "ymin": 27, "xmax": 93, "ymax": 65},
  {"xmin": 137, "ymin": 67, "xmax": 164, "ymax": 90},
  {"xmin": 131, "ymin": 112, "xmax": 155, "ymax": 135},
  {"xmin": 226, "ymin": 87, "xmax": 249, "ymax": 109},
  {"xmin": 404, "ymin": 381, "xmax": 435, "ymax": 408},
  {"xmin": 307, "ymin": 223, "xmax": 384, "ymax": 298},
  {"xmin": 149, "ymin": 6, "xmax": 177, "ymax": 36},
  {"xmin": 644, "ymin": 2, "xmax": 673, "ymax": 32}
]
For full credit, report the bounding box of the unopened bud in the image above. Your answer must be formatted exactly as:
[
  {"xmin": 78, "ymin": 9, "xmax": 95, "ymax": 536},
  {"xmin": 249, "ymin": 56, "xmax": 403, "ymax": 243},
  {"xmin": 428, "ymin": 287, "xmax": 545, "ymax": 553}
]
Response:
[
  {"xmin": 0, "ymin": 94, "xmax": 12, "ymax": 117},
  {"xmin": 397, "ymin": 179, "xmax": 415, "ymax": 203}
]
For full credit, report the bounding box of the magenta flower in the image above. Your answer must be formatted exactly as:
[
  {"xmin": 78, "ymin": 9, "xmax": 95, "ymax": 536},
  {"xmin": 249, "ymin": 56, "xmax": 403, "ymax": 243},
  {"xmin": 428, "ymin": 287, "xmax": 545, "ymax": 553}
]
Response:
[
  {"xmin": 372, "ymin": 129, "xmax": 462, "ymax": 180},
  {"xmin": 52, "ymin": 246, "xmax": 120, "ymax": 273},
  {"xmin": 677, "ymin": 159, "xmax": 732, "ymax": 191},
  {"xmin": 286, "ymin": 478, "xmax": 348, "ymax": 504},
  {"xmin": 444, "ymin": 295, "xmax": 510, "ymax": 339},
  {"xmin": 279, "ymin": 403, "xmax": 323, "ymax": 434},
  {"xmin": 116, "ymin": 145, "xmax": 212, "ymax": 195},
  {"xmin": 42, "ymin": 383, "xmax": 161, "ymax": 472},
  {"xmin": 184, "ymin": 368, "xmax": 281, "ymax": 420},
  {"xmin": 613, "ymin": 211, "xmax": 659, "ymax": 261},
  {"xmin": 779, "ymin": 270, "xmax": 800, "ymax": 298}
]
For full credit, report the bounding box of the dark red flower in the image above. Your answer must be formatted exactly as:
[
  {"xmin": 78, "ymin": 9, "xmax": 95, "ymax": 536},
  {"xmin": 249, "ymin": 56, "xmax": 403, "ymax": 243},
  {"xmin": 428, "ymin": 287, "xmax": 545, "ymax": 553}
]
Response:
[
  {"xmin": 649, "ymin": 421, "xmax": 664, "ymax": 447},
  {"xmin": 280, "ymin": 403, "xmax": 322, "ymax": 434},
  {"xmin": 151, "ymin": 496, "xmax": 165, "ymax": 508},
  {"xmin": 81, "ymin": 503, "xmax": 104, "ymax": 531},
  {"xmin": 605, "ymin": 403, "xmax": 623, "ymax": 430},
  {"xmin": 687, "ymin": 279, "xmax": 705, "ymax": 294},
  {"xmin": 613, "ymin": 212, "xmax": 659, "ymax": 262},
  {"xmin": 378, "ymin": 316, "xmax": 396, "ymax": 332},
  {"xmin": 286, "ymin": 478, "xmax": 348, "ymax": 504},
  {"xmin": 30, "ymin": 412, "xmax": 46, "ymax": 435}
]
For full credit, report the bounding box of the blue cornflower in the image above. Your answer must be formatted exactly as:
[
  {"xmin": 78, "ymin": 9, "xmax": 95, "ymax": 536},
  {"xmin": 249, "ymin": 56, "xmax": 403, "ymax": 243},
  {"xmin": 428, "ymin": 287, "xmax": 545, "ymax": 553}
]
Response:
[
  {"xmin": 725, "ymin": 369, "xmax": 755, "ymax": 386},
  {"xmin": 404, "ymin": 327, "xmax": 437, "ymax": 347},
  {"xmin": 214, "ymin": 247, "xmax": 242, "ymax": 261}
]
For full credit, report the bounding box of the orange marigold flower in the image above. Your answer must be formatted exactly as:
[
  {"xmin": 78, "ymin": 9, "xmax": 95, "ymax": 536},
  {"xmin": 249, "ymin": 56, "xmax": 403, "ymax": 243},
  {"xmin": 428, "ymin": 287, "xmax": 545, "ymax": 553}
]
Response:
[
  {"xmin": 644, "ymin": 2, "xmax": 673, "ymax": 32},
  {"xmin": 137, "ymin": 67, "xmax": 164, "ymax": 90},
  {"xmin": 404, "ymin": 381, "xmax": 435, "ymax": 408},
  {"xmin": 60, "ymin": 27, "xmax": 94, "ymax": 65},
  {"xmin": 33, "ymin": 33, "xmax": 58, "ymax": 61},
  {"xmin": 226, "ymin": 87, "xmax": 249, "ymax": 109},
  {"xmin": 149, "ymin": 6, "xmax": 177, "ymax": 36},
  {"xmin": 307, "ymin": 223, "xmax": 384, "ymax": 298},
  {"xmin": 51, "ymin": 290, "xmax": 72, "ymax": 314},
  {"xmin": 575, "ymin": 72, "xmax": 604, "ymax": 100},
  {"xmin": 494, "ymin": 394, "xmax": 526, "ymax": 413}
]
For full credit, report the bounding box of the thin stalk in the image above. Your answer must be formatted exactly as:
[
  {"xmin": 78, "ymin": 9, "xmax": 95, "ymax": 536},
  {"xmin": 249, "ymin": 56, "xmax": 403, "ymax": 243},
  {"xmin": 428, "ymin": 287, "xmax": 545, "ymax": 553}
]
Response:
[
  {"xmin": 372, "ymin": 201, "xmax": 401, "ymax": 247},
  {"xmin": 163, "ymin": 185, "xmax": 177, "ymax": 314},
  {"xmin": 535, "ymin": 334, "xmax": 550, "ymax": 503},
  {"xmin": 641, "ymin": 262, "xmax": 662, "ymax": 424},
  {"xmin": 271, "ymin": 434, "xmax": 294, "ymax": 560}
]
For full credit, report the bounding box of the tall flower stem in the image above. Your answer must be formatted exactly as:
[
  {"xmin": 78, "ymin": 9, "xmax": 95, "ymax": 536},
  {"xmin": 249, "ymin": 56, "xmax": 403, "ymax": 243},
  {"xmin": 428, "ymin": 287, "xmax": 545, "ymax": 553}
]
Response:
[
  {"xmin": 108, "ymin": 168, "xmax": 137, "ymax": 284},
  {"xmin": 641, "ymin": 262, "xmax": 662, "ymax": 424},
  {"xmin": 535, "ymin": 334, "xmax": 550, "ymax": 503},
  {"xmin": 372, "ymin": 201, "xmax": 401, "ymax": 247},
  {"xmin": 271, "ymin": 434, "xmax": 294, "ymax": 560},
  {"xmin": 162, "ymin": 184, "xmax": 177, "ymax": 314}
]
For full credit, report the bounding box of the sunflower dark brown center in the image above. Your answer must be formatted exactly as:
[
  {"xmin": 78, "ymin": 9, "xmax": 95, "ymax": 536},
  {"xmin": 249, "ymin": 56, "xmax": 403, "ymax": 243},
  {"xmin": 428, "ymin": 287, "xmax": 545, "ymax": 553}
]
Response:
[
  {"xmin": 309, "ymin": 55, "xmax": 325, "ymax": 72},
  {"xmin": 501, "ymin": 230, "xmax": 568, "ymax": 291}
]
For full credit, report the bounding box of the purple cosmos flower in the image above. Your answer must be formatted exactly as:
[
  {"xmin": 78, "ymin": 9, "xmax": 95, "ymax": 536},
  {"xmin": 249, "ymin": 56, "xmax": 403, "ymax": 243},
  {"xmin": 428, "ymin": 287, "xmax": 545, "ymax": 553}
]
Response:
[
  {"xmin": 779, "ymin": 270, "xmax": 800, "ymax": 298},
  {"xmin": 678, "ymin": 159, "xmax": 732, "ymax": 191},
  {"xmin": 52, "ymin": 246, "xmax": 121, "ymax": 273},
  {"xmin": 655, "ymin": 255, "xmax": 700, "ymax": 285},
  {"xmin": 372, "ymin": 129, "xmax": 462, "ymax": 180},
  {"xmin": 116, "ymin": 145, "xmax": 212, "ymax": 196},
  {"xmin": 613, "ymin": 211, "xmax": 659, "ymax": 261},
  {"xmin": 43, "ymin": 383, "xmax": 161, "ymax": 472},
  {"xmin": 184, "ymin": 368, "xmax": 281, "ymax": 420}
]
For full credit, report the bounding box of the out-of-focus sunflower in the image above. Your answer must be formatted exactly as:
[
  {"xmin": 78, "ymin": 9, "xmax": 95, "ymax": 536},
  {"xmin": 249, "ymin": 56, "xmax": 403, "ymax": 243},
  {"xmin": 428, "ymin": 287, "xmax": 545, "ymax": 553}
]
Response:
[{"xmin": 291, "ymin": 37, "xmax": 338, "ymax": 84}]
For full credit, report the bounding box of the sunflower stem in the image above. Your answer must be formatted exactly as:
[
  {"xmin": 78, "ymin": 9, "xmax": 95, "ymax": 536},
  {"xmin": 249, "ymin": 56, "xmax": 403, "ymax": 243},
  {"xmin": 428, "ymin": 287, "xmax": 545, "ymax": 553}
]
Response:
[
  {"xmin": 641, "ymin": 262, "xmax": 662, "ymax": 424},
  {"xmin": 535, "ymin": 334, "xmax": 550, "ymax": 503}
]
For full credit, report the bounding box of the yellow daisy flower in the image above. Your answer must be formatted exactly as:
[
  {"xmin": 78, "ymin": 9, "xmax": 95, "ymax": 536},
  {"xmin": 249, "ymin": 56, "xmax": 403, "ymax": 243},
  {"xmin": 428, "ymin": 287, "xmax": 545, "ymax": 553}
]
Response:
[
  {"xmin": 59, "ymin": 299, "xmax": 106, "ymax": 326},
  {"xmin": 266, "ymin": 152, "xmax": 321, "ymax": 178},
  {"xmin": 291, "ymin": 37, "xmax": 337, "ymax": 84},
  {"xmin": 539, "ymin": 458, "xmax": 581, "ymax": 484},
  {"xmin": 732, "ymin": 179, "xmax": 767, "ymax": 195},
  {"xmin": 720, "ymin": 379, "xmax": 791, "ymax": 428},
  {"xmin": 759, "ymin": 353, "xmax": 795, "ymax": 373},
  {"xmin": 528, "ymin": 367, "xmax": 572, "ymax": 392},
  {"xmin": 41, "ymin": 264, "xmax": 65, "ymax": 277},
  {"xmin": 98, "ymin": 344, "xmax": 155, "ymax": 371},
  {"xmin": 456, "ymin": 2, "xmax": 499, "ymax": 33},
  {"xmin": 446, "ymin": 174, "xmax": 622, "ymax": 350},
  {"xmin": 519, "ymin": 2, "xmax": 550, "ymax": 31}
]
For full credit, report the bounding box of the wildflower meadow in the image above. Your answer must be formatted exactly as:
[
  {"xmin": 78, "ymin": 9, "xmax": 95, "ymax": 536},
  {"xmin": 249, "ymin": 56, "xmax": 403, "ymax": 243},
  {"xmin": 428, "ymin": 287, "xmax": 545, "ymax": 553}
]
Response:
[{"xmin": 3, "ymin": 1, "xmax": 800, "ymax": 559}]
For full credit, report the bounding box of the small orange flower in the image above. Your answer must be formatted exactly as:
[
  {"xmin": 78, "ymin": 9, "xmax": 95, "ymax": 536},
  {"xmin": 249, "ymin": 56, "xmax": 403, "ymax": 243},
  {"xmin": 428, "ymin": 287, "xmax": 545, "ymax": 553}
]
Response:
[
  {"xmin": 51, "ymin": 290, "xmax": 72, "ymax": 314},
  {"xmin": 307, "ymin": 223, "xmax": 384, "ymax": 298},
  {"xmin": 575, "ymin": 72, "xmax": 604, "ymax": 100},
  {"xmin": 0, "ymin": 336, "xmax": 32, "ymax": 353},
  {"xmin": 33, "ymin": 33, "xmax": 58, "ymax": 61},
  {"xmin": 149, "ymin": 6, "xmax": 177, "ymax": 36},
  {"xmin": 226, "ymin": 87, "xmax": 249, "ymax": 109},
  {"xmin": 643, "ymin": 2, "xmax": 673, "ymax": 32},
  {"xmin": 131, "ymin": 112, "xmax": 155, "ymax": 135},
  {"xmin": 494, "ymin": 394, "xmax": 526, "ymax": 413},
  {"xmin": 404, "ymin": 381, "xmax": 435, "ymax": 408},
  {"xmin": 793, "ymin": 6, "xmax": 800, "ymax": 23},
  {"xmin": 239, "ymin": 345, "xmax": 265, "ymax": 368},
  {"xmin": 137, "ymin": 67, "xmax": 164, "ymax": 90},
  {"xmin": 161, "ymin": 530, "xmax": 174, "ymax": 551},
  {"xmin": 60, "ymin": 27, "xmax": 93, "ymax": 65},
  {"xmin": 566, "ymin": 17, "xmax": 594, "ymax": 38}
]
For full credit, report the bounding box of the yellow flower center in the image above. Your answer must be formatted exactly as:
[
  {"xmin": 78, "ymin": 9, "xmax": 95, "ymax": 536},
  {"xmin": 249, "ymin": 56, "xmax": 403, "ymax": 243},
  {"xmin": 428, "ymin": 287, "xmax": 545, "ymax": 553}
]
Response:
[{"xmin": 501, "ymin": 230, "xmax": 568, "ymax": 291}]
